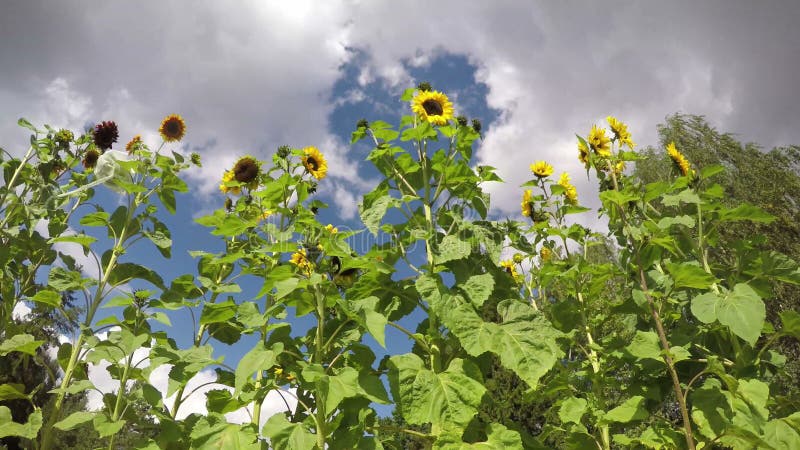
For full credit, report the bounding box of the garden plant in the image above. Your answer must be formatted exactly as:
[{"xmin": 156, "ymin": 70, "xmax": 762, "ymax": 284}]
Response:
[{"xmin": 1, "ymin": 84, "xmax": 800, "ymax": 449}]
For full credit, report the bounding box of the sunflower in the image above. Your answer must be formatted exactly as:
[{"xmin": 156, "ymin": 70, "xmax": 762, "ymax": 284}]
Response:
[
  {"xmin": 540, "ymin": 247, "xmax": 553, "ymax": 262},
  {"xmin": 588, "ymin": 125, "xmax": 611, "ymax": 157},
  {"xmin": 521, "ymin": 189, "xmax": 534, "ymax": 217},
  {"xmin": 613, "ymin": 161, "xmax": 626, "ymax": 175},
  {"xmin": 93, "ymin": 121, "xmax": 118, "ymax": 150},
  {"xmin": 126, "ymin": 135, "xmax": 143, "ymax": 154},
  {"xmin": 530, "ymin": 161, "xmax": 554, "ymax": 178},
  {"xmin": 500, "ymin": 260, "xmax": 519, "ymax": 278},
  {"xmin": 301, "ymin": 146, "xmax": 328, "ymax": 180},
  {"xmin": 83, "ymin": 148, "xmax": 100, "ymax": 170},
  {"xmin": 577, "ymin": 140, "xmax": 590, "ymax": 166},
  {"xmin": 159, "ymin": 114, "xmax": 186, "ymax": 142},
  {"xmin": 233, "ymin": 156, "xmax": 261, "ymax": 189},
  {"xmin": 666, "ymin": 142, "xmax": 692, "ymax": 177},
  {"xmin": 558, "ymin": 172, "xmax": 578, "ymax": 205},
  {"xmin": 325, "ymin": 224, "xmax": 338, "ymax": 234},
  {"xmin": 290, "ymin": 248, "xmax": 314, "ymax": 275},
  {"xmin": 606, "ymin": 116, "xmax": 635, "ymax": 149},
  {"xmin": 219, "ymin": 169, "xmax": 241, "ymax": 195},
  {"xmin": 411, "ymin": 90, "xmax": 454, "ymax": 126}
]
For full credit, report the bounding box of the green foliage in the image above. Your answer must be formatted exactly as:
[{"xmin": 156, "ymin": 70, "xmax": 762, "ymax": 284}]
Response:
[{"xmin": 2, "ymin": 94, "xmax": 799, "ymax": 450}]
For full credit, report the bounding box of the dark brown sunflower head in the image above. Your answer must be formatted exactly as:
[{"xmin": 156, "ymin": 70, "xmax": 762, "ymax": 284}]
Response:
[
  {"xmin": 83, "ymin": 148, "xmax": 100, "ymax": 170},
  {"xmin": 233, "ymin": 156, "xmax": 260, "ymax": 184},
  {"xmin": 93, "ymin": 121, "xmax": 118, "ymax": 150}
]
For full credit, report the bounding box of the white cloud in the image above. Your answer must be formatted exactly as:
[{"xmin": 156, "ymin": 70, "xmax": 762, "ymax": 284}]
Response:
[
  {"xmin": 11, "ymin": 301, "xmax": 32, "ymax": 320},
  {"xmin": 85, "ymin": 337, "xmax": 295, "ymax": 427}
]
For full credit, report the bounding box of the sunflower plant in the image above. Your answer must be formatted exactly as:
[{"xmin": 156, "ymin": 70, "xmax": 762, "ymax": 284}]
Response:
[{"xmin": 1, "ymin": 84, "xmax": 800, "ymax": 450}]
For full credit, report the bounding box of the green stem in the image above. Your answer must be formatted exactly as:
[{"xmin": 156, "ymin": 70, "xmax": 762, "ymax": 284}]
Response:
[
  {"xmin": 107, "ymin": 351, "xmax": 134, "ymax": 450},
  {"xmin": 0, "ymin": 145, "xmax": 36, "ymax": 230},
  {"xmin": 314, "ymin": 287, "xmax": 327, "ymax": 449},
  {"xmin": 41, "ymin": 206, "xmax": 133, "ymax": 448},
  {"xmin": 636, "ymin": 261, "xmax": 695, "ymax": 450}
]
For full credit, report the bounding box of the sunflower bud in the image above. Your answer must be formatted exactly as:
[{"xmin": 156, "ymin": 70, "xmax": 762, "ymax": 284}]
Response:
[
  {"xmin": 417, "ymin": 81, "xmax": 432, "ymax": 92},
  {"xmin": 224, "ymin": 197, "xmax": 233, "ymax": 211},
  {"xmin": 277, "ymin": 145, "xmax": 291, "ymax": 159},
  {"xmin": 356, "ymin": 119, "xmax": 369, "ymax": 129},
  {"xmin": 513, "ymin": 253, "xmax": 523, "ymax": 264},
  {"xmin": 456, "ymin": 116, "xmax": 468, "ymax": 127},
  {"xmin": 471, "ymin": 119, "xmax": 482, "ymax": 134},
  {"xmin": 190, "ymin": 152, "xmax": 202, "ymax": 166},
  {"xmin": 54, "ymin": 129, "xmax": 73, "ymax": 152}
]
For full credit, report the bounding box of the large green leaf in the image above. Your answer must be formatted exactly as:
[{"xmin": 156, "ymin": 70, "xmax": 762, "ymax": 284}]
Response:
[
  {"xmin": 780, "ymin": 310, "xmax": 800, "ymax": 339},
  {"xmin": 54, "ymin": 411, "xmax": 96, "ymax": 431},
  {"xmin": 437, "ymin": 235, "xmax": 471, "ymax": 263},
  {"xmin": 559, "ymin": 397, "xmax": 588, "ymax": 425},
  {"xmin": 601, "ymin": 396, "xmax": 648, "ymax": 424},
  {"xmin": 388, "ymin": 354, "xmax": 485, "ymax": 430},
  {"xmin": 0, "ymin": 384, "xmax": 28, "ymax": 401},
  {"xmin": 691, "ymin": 293, "xmax": 718, "ymax": 324},
  {"xmin": 262, "ymin": 414, "xmax": 316, "ymax": 450},
  {"xmin": 624, "ymin": 330, "xmax": 663, "ymax": 362},
  {"xmin": 441, "ymin": 298, "xmax": 563, "ymax": 390},
  {"xmin": 196, "ymin": 424, "xmax": 262, "ymax": 450},
  {"xmin": 762, "ymin": 412, "xmax": 800, "ymax": 450},
  {"xmin": 235, "ymin": 343, "xmax": 279, "ymax": 393},
  {"xmin": 460, "ymin": 273, "xmax": 494, "ymax": 307},
  {"xmin": 360, "ymin": 194, "xmax": 394, "ymax": 236},
  {"xmin": 718, "ymin": 204, "xmax": 775, "ymax": 223},
  {"xmin": 0, "ymin": 334, "xmax": 44, "ymax": 356},
  {"xmin": 0, "ymin": 407, "xmax": 41, "ymax": 439},
  {"xmin": 433, "ymin": 423, "xmax": 524, "ymax": 449},
  {"xmin": 716, "ymin": 284, "xmax": 765, "ymax": 346},
  {"xmin": 666, "ymin": 262, "xmax": 718, "ymax": 289}
]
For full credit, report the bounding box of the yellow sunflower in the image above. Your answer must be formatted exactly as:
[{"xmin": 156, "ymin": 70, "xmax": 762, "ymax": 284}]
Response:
[
  {"xmin": 500, "ymin": 259, "xmax": 522, "ymax": 283},
  {"xmin": 588, "ymin": 125, "xmax": 611, "ymax": 157},
  {"xmin": 290, "ymin": 248, "xmax": 314, "ymax": 275},
  {"xmin": 411, "ymin": 90, "xmax": 454, "ymax": 126},
  {"xmin": 606, "ymin": 116, "xmax": 636, "ymax": 149},
  {"xmin": 126, "ymin": 135, "xmax": 143, "ymax": 154},
  {"xmin": 159, "ymin": 114, "xmax": 186, "ymax": 142},
  {"xmin": 521, "ymin": 189, "xmax": 534, "ymax": 217},
  {"xmin": 558, "ymin": 172, "xmax": 578, "ymax": 205},
  {"xmin": 219, "ymin": 169, "xmax": 241, "ymax": 196},
  {"xmin": 540, "ymin": 247, "xmax": 553, "ymax": 262},
  {"xmin": 325, "ymin": 224, "xmax": 338, "ymax": 234},
  {"xmin": 530, "ymin": 161, "xmax": 554, "ymax": 178},
  {"xmin": 578, "ymin": 139, "xmax": 590, "ymax": 165},
  {"xmin": 302, "ymin": 146, "xmax": 328, "ymax": 180},
  {"xmin": 666, "ymin": 142, "xmax": 692, "ymax": 177}
]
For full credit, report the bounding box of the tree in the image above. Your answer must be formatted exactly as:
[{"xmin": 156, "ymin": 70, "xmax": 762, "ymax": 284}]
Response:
[{"xmin": 634, "ymin": 113, "xmax": 800, "ymax": 413}]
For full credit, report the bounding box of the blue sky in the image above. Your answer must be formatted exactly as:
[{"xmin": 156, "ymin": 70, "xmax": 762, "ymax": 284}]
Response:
[{"xmin": 3, "ymin": 0, "xmax": 800, "ymax": 421}]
